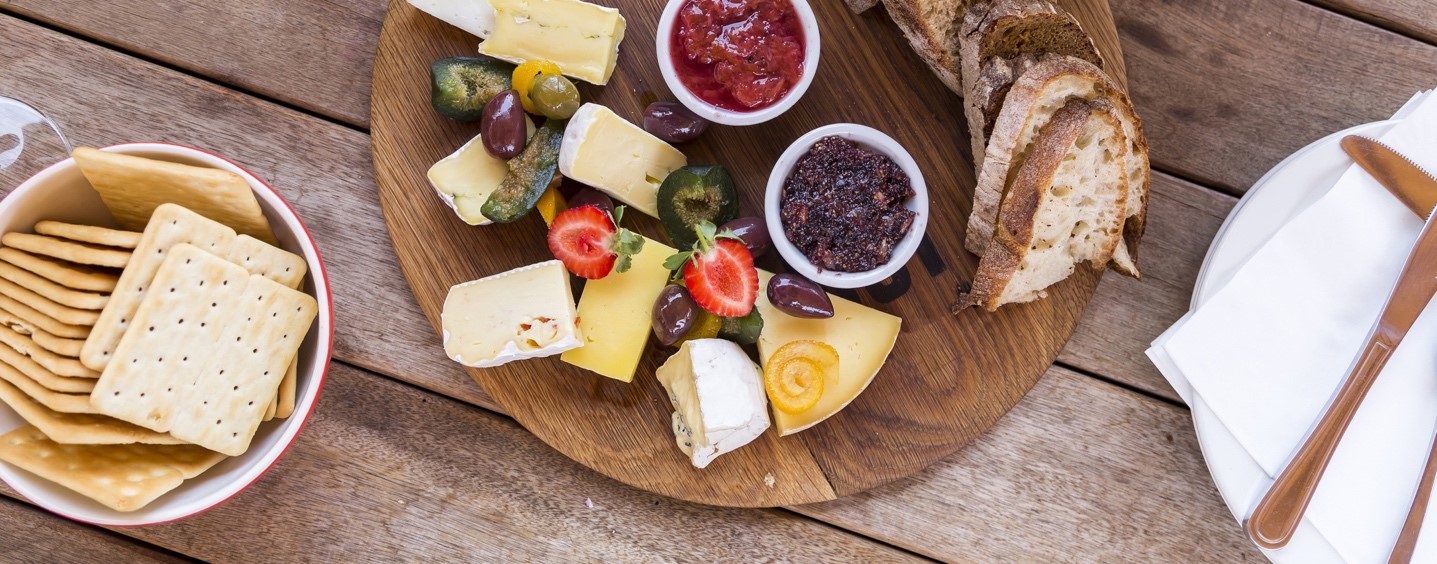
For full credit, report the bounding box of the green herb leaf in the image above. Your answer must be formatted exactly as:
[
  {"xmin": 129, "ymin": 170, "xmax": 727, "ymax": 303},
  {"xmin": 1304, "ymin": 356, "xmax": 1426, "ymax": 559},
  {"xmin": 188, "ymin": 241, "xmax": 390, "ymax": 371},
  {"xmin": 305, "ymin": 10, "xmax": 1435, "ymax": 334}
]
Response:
[
  {"xmin": 715, "ymin": 228, "xmax": 742, "ymax": 242},
  {"xmin": 663, "ymin": 251, "xmax": 694, "ymax": 271},
  {"xmin": 615, "ymin": 254, "xmax": 633, "ymax": 274},
  {"xmin": 611, "ymin": 205, "xmax": 626, "ymax": 227}
]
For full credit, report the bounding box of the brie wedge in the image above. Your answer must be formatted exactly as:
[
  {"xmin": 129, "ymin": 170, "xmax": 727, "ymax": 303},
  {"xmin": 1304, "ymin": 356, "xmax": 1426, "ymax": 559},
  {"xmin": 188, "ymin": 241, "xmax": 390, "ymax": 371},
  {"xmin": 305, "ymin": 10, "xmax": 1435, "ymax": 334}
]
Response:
[
  {"xmin": 427, "ymin": 118, "xmax": 535, "ymax": 225},
  {"xmin": 477, "ymin": 0, "xmax": 626, "ymax": 85},
  {"xmin": 441, "ymin": 260, "xmax": 582, "ymax": 367},
  {"xmin": 558, "ymin": 103, "xmax": 687, "ymax": 218},
  {"xmin": 408, "ymin": 0, "xmax": 497, "ymax": 39},
  {"xmin": 656, "ymin": 339, "xmax": 770, "ymax": 469}
]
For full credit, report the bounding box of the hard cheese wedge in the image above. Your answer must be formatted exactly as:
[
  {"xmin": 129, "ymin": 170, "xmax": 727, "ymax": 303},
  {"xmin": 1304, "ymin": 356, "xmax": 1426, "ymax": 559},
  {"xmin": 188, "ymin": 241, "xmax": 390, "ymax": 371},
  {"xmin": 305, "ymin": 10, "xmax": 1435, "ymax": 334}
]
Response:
[
  {"xmin": 558, "ymin": 103, "xmax": 687, "ymax": 218},
  {"xmin": 408, "ymin": 0, "xmax": 497, "ymax": 39},
  {"xmin": 477, "ymin": 0, "xmax": 626, "ymax": 85},
  {"xmin": 561, "ymin": 236, "xmax": 674, "ymax": 382},
  {"xmin": 427, "ymin": 118, "xmax": 535, "ymax": 226},
  {"xmin": 754, "ymin": 271, "xmax": 902, "ymax": 435},
  {"xmin": 656, "ymin": 339, "xmax": 770, "ymax": 469},
  {"xmin": 442, "ymin": 260, "xmax": 582, "ymax": 367}
]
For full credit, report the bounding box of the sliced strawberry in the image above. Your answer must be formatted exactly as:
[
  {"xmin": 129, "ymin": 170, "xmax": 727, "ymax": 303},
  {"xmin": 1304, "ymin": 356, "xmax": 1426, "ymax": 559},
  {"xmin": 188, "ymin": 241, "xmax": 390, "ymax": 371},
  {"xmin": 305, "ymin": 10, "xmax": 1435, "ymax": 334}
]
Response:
[
  {"xmin": 547, "ymin": 205, "xmax": 645, "ymax": 279},
  {"xmin": 683, "ymin": 238, "xmax": 757, "ymax": 317}
]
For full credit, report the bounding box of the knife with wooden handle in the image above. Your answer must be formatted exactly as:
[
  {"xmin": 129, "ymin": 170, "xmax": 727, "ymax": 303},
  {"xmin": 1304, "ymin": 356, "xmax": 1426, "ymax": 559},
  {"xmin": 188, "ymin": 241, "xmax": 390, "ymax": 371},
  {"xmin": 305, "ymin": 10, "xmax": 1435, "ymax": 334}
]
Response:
[
  {"xmin": 1247, "ymin": 139, "xmax": 1437, "ymax": 550},
  {"xmin": 1342, "ymin": 135, "xmax": 1437, "ymax": 219}
]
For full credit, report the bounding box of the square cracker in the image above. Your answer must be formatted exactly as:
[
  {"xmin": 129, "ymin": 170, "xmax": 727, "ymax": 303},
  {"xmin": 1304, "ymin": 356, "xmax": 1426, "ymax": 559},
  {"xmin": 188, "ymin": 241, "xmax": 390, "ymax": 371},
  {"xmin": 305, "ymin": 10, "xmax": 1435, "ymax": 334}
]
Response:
[
  {"xmin": 0, "ymin": 295, "xmax": 89, "ymax": 340},
  {"xmin": 0, "ymin": 360, "xmax": 96, "ymax": 414},
  {"xmin": 0, "ymin": 277, "xmax": 99, "ymax": 326},
  {"xmin": 228, "ymin": 234, "xmax": 307, "ymax": 420},
  {"xmin": 0, "ymin": 261, "xmax": 108, "ymax": 310},
  {"xmin": 0, "ymin": 305, "xmax": 88, "ymax": 357},
  {"xmin": 1, "ymin": 233, "xmax": 130, "ymax": 269},
  {"xmin": 81, "ymin": 204, "xmax": 235, "ymax": 371},
  {"xmin": 0, "ymin": 341, "xmax": 94, "ymax": 394},
  {"xmin": 0, "ymin": 248, "xmax": 119, "ymax": 293},
  {"xmin": 0, "ymin": 425, "xmax": 224, "ymax": 512},
  {"xmin": 71, "ymin": 147, "xmax": 277, "ymax": 245},
  {"xmin": 0, "ymin": 377, "xmax": 181, "ymax": 445},
  {"xmin": 33, "ymin": 221, "xmax": 142, "ymax": 249},
  {"xmin": 0, "ymin": 327, "xmax": 98, "ymax": 378},
  {"xmin": 92, "ymin": 245, "xmax": 315, "ymax": 456}
]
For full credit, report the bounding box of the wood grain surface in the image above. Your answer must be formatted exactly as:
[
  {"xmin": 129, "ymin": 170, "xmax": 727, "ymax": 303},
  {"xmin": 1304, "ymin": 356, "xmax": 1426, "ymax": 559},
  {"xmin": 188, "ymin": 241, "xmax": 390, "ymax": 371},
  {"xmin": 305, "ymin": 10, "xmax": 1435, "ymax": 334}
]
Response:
[
  {"xmin": 1312, "ymin": 0, "xmax": 1437, "ymax": 45},
  {"xmin": 370, "ymin": 0, "xmax": 1124, "ymax": 506},
  {"xmin": 0, "ymin": 496, "xmax": 189, "ymax": 563}
]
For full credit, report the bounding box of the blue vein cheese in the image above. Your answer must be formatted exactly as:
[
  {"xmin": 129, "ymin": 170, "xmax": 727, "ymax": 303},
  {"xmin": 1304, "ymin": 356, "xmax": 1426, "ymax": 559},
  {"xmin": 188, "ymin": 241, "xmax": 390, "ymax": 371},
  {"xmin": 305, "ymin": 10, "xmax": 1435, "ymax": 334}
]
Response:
[
  {"xmin": 477, "ymin": 0, "xmax": 627, "ymax": 85},
  {"xmin": 408, "ymin": 0, "xmax": 497, "ymax": 39},
  {"xmin": 427, "ymin": 118, "xmax": 535, "ymax": 225},
  {"xmin": 441, "ymin": 260, "xmax": 583, "ymax": 367},
  {"xmin": 558, "ymin": 103, "xmax": 687, "ymax": 218},
  {"xmin": 656, "ymin": 339, "xmax": 771, "ymax": 469}
]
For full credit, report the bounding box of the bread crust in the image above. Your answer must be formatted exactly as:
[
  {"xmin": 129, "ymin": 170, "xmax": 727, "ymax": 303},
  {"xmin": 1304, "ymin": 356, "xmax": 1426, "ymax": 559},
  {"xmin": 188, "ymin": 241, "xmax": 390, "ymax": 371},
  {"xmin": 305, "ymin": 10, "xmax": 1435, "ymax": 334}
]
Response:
[{"xmin": 883, "ymin": 0, "xmax": 981, "ymax": 94}]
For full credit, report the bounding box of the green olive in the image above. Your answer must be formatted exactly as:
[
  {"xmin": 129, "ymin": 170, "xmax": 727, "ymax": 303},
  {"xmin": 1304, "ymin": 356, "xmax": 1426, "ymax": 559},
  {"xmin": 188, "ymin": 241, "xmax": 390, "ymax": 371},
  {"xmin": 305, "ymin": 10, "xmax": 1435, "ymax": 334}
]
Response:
[{"xmin": 527, "ymin": 73, "xmax": 581, "ymax": 120}]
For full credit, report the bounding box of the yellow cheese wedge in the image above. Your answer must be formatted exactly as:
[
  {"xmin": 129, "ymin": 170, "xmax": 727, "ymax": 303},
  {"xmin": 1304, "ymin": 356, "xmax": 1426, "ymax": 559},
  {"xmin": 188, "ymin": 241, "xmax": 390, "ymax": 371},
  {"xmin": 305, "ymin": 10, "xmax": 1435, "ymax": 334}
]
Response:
[
  {"xmin": 558, "ymin": 103, "xmax": 686, "ymax": 218},
  {"xmin": 477, "ymin": 0, "xmax": 627, "ymax": 85},
  {"xmin": 561, "ymin": 237, "xmax": 676, "ymax": 382},
  {"xmin": 754, "ymin": 271, "xmax": 902, "ymax": 435}
]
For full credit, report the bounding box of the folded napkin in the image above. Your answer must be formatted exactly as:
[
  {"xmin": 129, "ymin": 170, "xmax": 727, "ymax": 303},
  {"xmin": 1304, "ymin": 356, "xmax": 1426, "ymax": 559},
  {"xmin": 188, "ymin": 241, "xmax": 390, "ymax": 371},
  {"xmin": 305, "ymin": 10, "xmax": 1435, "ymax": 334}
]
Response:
[{"xmin": 1161, "ymin": 91, "xmax": 1437, "ymax": 564}]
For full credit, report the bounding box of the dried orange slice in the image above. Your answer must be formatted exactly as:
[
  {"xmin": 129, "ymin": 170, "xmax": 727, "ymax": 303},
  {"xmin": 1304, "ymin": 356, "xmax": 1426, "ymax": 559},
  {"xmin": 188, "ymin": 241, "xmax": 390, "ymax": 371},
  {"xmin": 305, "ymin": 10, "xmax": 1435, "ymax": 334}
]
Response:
[
  {"xmin": 512, "ymin": 60, "xmax": 561, "ymax": 114},
  {"xmin": 763, "ymin": 340, "xmax": 838, "ymax": 414}
]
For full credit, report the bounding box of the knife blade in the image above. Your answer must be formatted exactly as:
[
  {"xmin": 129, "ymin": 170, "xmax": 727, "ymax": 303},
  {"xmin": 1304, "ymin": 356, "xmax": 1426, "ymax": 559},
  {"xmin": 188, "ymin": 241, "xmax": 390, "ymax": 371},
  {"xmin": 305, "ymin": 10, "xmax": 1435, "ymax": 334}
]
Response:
[
  {"xmin": 1342, "ymin": 135, "xmax": 1437, "ymax": 219},
  {"xmin": 1246, "ymin": 199, "xmax": 1437, "ymax": 549}
]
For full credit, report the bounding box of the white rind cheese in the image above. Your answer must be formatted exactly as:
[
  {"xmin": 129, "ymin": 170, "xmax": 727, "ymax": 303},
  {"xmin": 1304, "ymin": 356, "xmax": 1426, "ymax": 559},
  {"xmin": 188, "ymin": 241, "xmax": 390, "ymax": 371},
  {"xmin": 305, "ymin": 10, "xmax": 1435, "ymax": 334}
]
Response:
[
  {"xmin": 408, "ymin": 0, "xmax": 497, "ymax": 39},
  {"xmin": 477, "ymin": 0, "xmax": 626, "ymax": 85},
  {"xmin": 656, "ymin": 339, "xmax": 770, "ymax": 469},
  {"xmin": 558, "ymin": 103, "xmax": 687, "ymax": 218},
  {"xmin": 441, "ymin": 260, "xmax": 583, "ymax": 367},
  {"xmin": 427, "ymin": 119, "xmax": 535, "ymax": 225}
]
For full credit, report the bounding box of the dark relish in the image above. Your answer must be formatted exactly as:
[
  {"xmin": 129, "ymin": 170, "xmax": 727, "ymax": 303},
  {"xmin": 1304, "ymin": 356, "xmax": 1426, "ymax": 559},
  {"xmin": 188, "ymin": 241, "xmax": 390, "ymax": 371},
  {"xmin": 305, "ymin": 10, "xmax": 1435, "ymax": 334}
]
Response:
[{"xmin": 779, "ymin": 136, "xmax": 916, "ymax": 272}]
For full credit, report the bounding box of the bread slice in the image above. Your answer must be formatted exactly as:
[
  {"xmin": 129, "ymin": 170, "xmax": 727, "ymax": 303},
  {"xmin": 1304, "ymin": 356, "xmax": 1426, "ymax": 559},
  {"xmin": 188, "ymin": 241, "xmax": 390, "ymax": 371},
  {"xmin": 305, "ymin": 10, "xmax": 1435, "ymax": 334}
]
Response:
[
  {"xmin": 844, "ymin": 0, "xmax": 880, "ymax": 13},
  {"xmin": 958, "ymin": 0, "xmax": 1103, "ymax": 169},
  {"xmin": 882, "ymin": 0, "xmax": 982, "ymax": 93},
  {"xmin": 970, "ymin": 98, "xmax": 1129, "ymax": 310},
  {"xmin": 964, "ymin": 55, "xmax": 1149, "ymax": 276}
]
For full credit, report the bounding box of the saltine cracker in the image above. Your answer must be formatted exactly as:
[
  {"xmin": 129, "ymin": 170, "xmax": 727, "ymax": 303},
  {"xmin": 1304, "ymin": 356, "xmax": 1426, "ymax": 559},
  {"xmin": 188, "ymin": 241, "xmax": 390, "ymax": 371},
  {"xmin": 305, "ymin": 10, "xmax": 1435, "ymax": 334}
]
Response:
[
  {"xmin": 33, "ymin": 221, "xmax": 142, "ymax": 249},
  {"xmin": 1, "ymin": 233, "xmax": 130, "ymax": 269},
  {"xmin": 0, "ymin": 378, "xmax": 181, "ymax": 445},
  {"xmin": 0, "ymin": 248, "xmax": 119, "ymax": 293}
]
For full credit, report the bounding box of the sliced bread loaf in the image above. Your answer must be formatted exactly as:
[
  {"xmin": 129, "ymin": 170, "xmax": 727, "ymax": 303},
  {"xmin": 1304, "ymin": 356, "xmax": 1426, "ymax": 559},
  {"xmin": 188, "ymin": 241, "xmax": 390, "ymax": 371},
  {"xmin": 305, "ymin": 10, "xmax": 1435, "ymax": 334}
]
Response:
[
  {"xmin": 958, "ymin": 0, "xmax": 1103, "ymax": 169},
  {"xmin": 964, "ymin": 55, "xmax": 1148, "ymax": 276},
  {"xmin": 969, "ymin": 98, "xmax": 1129, "ymax": 310},
  {"xmin": 882, "ymin": 0, "xmax": 981, "ymax": 94}
]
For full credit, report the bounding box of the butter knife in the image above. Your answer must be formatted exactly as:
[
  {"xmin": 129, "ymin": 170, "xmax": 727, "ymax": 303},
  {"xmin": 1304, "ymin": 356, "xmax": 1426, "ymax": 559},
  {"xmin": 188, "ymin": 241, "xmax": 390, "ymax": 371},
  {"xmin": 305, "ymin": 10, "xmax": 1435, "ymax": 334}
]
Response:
[
  {"xmin": 1246, "ymin": 196, "xmax": 1437, "ymax": 549},
  {"xmin": 1342, "ymin": 135, "xmax": 1437, "ymax": 220}
]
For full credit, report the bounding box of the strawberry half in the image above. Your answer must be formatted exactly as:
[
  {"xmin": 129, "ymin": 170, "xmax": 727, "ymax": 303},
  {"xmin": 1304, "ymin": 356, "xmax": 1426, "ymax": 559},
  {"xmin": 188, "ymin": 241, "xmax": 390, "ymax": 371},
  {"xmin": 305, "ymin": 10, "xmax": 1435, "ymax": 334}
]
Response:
[
  {"xmin": 547, "ymin": 205, "xmax": 644, "ymax": 279},
  {"xmin": 665, "ymin": 222, "xmax": 757, "ymax": 317}
]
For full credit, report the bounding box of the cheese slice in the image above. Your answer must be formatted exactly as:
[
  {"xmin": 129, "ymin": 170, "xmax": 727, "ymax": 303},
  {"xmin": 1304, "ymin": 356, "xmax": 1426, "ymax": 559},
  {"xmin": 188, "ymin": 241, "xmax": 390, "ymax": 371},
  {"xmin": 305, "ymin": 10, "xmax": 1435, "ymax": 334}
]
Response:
[
  {"xmin": 427, "ymin": 118, "xmax": 535, "ymax": 226},
  {"xmin": 442, "ymin": 260, "xmax": 582, "ymax": 367},
  {"xmin": 477, "ymin": 0, "xmax": 626, "ymax": 85},
  {"xmin": 754, "ymin": 271, "xmax": 902, "ymax": 435},
  {"xmin": 408, "ymin": 0, "xmax": 497, "ymax": 39},
  {"xmin": 558, "ymin": 103, "xmax": 687, "ymax": 218},
  {"xmin": 657, "ymin": 339, "xmax": 770, "ymax": 469},
  {"xmin": 561, "ymin": 236, "xmax": 674, "ymax": 382}
]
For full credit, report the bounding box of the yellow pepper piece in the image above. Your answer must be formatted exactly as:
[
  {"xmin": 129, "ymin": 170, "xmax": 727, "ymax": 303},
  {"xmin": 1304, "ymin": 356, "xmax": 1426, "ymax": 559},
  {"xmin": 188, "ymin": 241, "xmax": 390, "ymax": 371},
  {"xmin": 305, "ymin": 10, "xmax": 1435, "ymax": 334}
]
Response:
[
  {"xmin": 675, "ymin": 310, "xmax": 722, "ymax": 347},
  {"xmin": 536, "ymin": 182, "xmax": 567, "ymax": 226},
  {"xmin": 763, "ymin": 340, "xmax": 838, "ymax": 414},
  {"xmin": 512, "ymin": 60, "xmax": 562, "ymax": 115}
]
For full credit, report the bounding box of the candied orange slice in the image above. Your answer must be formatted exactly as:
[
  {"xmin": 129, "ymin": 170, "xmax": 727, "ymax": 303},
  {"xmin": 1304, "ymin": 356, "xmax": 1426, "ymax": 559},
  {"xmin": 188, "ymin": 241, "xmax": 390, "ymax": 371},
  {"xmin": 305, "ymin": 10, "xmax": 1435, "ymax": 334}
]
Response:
[
  {"xmin": 763, "ymin": 340, "xmax": 838, "ymax": 414},
  {"xmin": 512, "ymin": 60, "xmax": 561, "ymax": 114}
]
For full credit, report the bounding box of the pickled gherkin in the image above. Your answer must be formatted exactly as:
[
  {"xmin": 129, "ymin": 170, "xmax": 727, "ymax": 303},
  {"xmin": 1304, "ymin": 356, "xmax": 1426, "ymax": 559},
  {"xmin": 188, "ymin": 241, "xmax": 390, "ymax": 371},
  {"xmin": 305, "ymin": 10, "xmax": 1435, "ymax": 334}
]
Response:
[
  {"xmin": 481, "ymin": 119, "xmax": 566, "ymax": 223},
  {"xmin": 430, "ymin": 57, "xmax": 515, "ymax": 121}
]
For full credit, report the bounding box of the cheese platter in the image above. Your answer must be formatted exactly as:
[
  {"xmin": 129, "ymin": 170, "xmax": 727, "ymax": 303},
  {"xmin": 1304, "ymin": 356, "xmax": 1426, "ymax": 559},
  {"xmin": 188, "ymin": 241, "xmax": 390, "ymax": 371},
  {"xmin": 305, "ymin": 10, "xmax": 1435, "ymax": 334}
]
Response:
[{"xmin": 371, "ymin": 0, "xmax": 1133, "ymax": 506}]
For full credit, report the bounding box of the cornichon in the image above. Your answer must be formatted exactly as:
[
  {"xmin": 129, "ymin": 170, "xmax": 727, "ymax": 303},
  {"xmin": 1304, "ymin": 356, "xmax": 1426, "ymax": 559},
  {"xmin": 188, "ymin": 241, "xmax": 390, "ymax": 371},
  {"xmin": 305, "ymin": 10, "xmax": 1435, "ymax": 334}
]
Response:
[
  {"xmin": 481, "ymin": 119, "xmax": 566, "ymax": 223},
  {"xmin": 430, "ymin": 57, "xmax": 514, "ymax": 121}
]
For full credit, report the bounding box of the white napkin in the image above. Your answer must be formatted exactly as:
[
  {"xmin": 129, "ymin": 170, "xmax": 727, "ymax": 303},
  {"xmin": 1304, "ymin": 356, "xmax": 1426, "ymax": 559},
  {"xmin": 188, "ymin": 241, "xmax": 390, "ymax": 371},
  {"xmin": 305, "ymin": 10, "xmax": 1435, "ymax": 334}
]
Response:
[{"xmin": 1162, "ymin": 91, "xmax": 1437, "ymax": 564}]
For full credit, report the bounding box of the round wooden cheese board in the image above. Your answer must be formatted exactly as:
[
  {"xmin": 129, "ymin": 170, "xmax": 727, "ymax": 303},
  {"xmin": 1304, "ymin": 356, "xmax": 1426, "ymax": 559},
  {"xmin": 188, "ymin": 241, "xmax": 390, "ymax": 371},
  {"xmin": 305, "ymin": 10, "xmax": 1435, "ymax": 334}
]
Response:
[{"xmin": 371, "ymin": 0, "xmax": 1125, "ymax": 506}]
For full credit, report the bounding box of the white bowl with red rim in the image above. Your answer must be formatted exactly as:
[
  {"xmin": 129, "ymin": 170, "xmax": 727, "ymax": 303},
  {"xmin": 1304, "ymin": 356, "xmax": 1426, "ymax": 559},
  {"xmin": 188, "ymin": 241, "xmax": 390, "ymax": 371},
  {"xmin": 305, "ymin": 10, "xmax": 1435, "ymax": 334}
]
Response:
[
  {"xmin": 656, "ymin": 0, "xmax": 822, "ymax": 126},
  {"xmin": 0, "ymin": 143, "xmax": 333, "ymax": 526},
  {"xmin": 765, "ymin": 123, "xmax": 929, "ymax": 289}
]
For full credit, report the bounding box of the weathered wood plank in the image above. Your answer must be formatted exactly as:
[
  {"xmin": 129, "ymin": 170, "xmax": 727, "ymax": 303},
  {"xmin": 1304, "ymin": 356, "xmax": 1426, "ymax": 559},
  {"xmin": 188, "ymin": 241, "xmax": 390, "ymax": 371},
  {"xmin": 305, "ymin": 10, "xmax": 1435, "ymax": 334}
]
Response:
[
  {"xmin": 7, "ymin": 363, "xmax": 923, "ymax": 562},
  {"xmin": 1058, "ymin": 172, "xmax": 1235, "ymax": 402},
  {"xmin": 0, "ymin": 495, "xmax": 188, "ymax": 563},
  {"xmin": 1111, "ymin": 0, "xmax": 1437, "ymax": 192},
  {"xmin": 1310, "ymin": 0, "xmax": 1437, "ymax": 46},
  {"xmin": 0, "ymin": 0, "xmax": 383, "ymax": 127},
  {"xmin": 0, "ymin": 13, "xmax": 491, "ymax": 412},
  {"xmin": 793, "ymin": 365, "xmax": 1262, "ymax": 562}
]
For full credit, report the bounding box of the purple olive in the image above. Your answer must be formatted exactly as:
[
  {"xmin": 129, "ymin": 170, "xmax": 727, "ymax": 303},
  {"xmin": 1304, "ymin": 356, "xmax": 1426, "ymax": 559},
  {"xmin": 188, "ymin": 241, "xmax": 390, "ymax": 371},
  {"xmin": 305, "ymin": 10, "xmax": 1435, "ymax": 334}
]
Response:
[
  {"xmin": 767, "ymin": 274, "xmax": 834, "ymax": 319},
  {"xmin": 481, "ymin": 90, "xmax": 526, "ymax": 159},
  {"xmin": 720, "ymin": 217, "xmax": 770, "ymax": 257},
  {"xmin": 643, "ymin": 101, "xmax": 709, "ymax": 143},
  {"xmin": 568, "ymin": 188, "xmax": 615, "ymax": 217},
  {"xmin": 652, "ymin": 285, "xmax": 699, "ymax": 346}
]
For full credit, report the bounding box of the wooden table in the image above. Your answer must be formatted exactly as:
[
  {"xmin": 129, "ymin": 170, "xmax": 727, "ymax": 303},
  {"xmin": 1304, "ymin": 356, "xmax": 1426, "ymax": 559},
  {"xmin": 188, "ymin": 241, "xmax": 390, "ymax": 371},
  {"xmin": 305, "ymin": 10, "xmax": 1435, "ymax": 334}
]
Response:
[{"xmin": 0, "ymin": 0, "xmax": 1432, "ymax": 560}]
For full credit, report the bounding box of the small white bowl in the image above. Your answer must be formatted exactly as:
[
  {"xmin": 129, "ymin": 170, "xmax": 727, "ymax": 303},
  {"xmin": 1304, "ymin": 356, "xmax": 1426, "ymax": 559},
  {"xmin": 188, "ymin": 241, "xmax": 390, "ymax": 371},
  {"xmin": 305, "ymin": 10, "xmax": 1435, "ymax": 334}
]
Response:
[
  {"xmin": 0, "ymin": 143, "xmax": 333, "ymax": 526},
  {"xmin": 765, "ymin": 124, "xmax": 929, "ymax": 289},
  {"xmin": 655, "ymin": 0, "xmax": 821, "ymax": 127}
]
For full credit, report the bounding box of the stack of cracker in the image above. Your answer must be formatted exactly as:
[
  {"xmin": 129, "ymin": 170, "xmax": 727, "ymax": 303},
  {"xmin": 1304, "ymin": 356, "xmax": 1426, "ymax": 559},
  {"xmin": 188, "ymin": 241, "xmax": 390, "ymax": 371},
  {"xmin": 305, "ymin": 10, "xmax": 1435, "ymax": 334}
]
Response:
[{"xmin": 0, "ymin": 148, "xmax": 318, "ymax": 512}]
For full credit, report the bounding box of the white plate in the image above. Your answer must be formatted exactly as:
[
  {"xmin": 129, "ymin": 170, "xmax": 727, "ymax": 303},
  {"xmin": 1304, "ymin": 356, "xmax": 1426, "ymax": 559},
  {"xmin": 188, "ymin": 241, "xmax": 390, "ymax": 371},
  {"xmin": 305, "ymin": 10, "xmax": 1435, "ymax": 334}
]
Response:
[{"xmin": 1189, "ymin": 120, "xmax": 1397, "ymax": 562}]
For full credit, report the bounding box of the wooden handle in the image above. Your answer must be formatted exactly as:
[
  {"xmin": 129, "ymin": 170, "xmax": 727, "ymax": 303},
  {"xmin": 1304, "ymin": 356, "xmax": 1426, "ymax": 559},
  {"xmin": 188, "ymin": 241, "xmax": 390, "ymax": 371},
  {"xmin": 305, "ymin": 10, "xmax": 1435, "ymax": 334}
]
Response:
[
  {"xmin": 1388, "ymin": 431, "xmax": 1437, "ymax": 564},
  {"xmin": 1246, "ymin": 334, "xmax": 1397, "ymax": 549}
]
